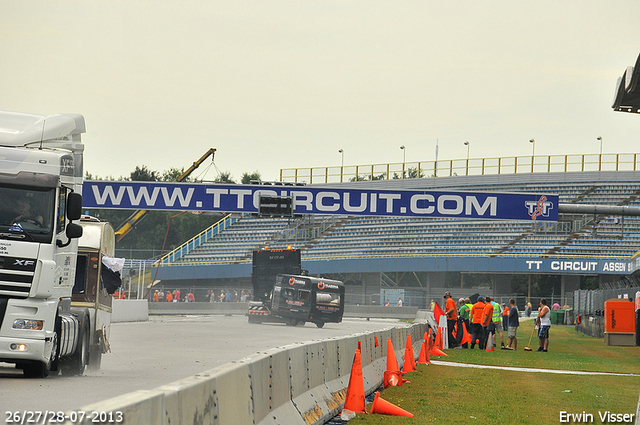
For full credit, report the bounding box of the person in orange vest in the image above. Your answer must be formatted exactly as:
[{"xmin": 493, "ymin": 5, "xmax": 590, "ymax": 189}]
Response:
[
  {"xmin": 482, "ymin": 296, "xmax": 495, "ymax": 348},
  {"xmin": 153, "ymin": 290, "xmax": 159, "ymax": 302},
  {"xmin": 444, "ymin": 292, "xmax": 458, "ymax": 348},
  {"xmin": 469, "ymin": 296, "xmax": 486, "ymax": 349},
  {"xmin": 166, "ymin": 291, "xmax": 173, "ymax": 303}
]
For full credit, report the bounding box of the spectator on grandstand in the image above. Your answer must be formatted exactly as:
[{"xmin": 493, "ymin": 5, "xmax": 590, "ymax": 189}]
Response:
[
  {"xmin": 175, "ymin": 289, "xmax": 181, "ymax": 303},
  {"xmin": 166, "ymin": 291, "xmax": 173, "ymax": 303},
  {"xmin": 158, "ymin": 289, "xmax": 165, "ymax": 302},
  {"xmin": 153, "ymin": 290, "xmax": 159, "ymax": 302},
  {"xmin": 240, "ymin": 290, "xmax": 247, "ymax": 302},
  {"xmin": 470, "ymin": 296, "xmax": 486, "ymax": 349},
  {"xmin": 525, "ymin": 302, "xmax": 532, "ymax": 317},
  {"xmin": 384, "ymin": 299, "xmax": 390, "ymax": 307},
  {"xmin": 188, "ymin": 291, "xmax": 195, "ymax": 302},
  {"xmin": 430, "ymin": 300, "xmax": 435, "ymax": 310},
  {"xmin": 552, "ymin": 302, "xmax": 560, "ymax": 310},
  {"xmin": 397, "ymin": 297, "xmax": 403, "ymax": 307},
  {"xmin": 218, "ymin": 290, "xmax": 225, "ymax": 302}
]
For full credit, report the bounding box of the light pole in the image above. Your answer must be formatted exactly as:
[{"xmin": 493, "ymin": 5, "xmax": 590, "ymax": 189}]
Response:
[
  {"xmin": 464, "ymin": 141, "xmax": 470, "ymax": 175},
  {"xmin": 400, "ymin": 145, "xmax": 406, "ymax": 178},
  {"xmin": 529, "ymin": 139, "xmax": 535, "ymax": 173},
  {"xmin": 597, "ymin": 137, "xmax": 603, "ymax": 171},
  {"xmin": 338, "ymin": 149, "xmax": 344, "ymax": 182}
]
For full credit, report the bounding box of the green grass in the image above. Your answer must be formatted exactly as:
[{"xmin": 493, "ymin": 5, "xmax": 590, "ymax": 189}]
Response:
[
  {"xmin": 434, "ymin": 320, "xmax": 640, "ymax": 374},
  {"xmin": 350, "ymin": 321, "xmax": 640, "ymax": 425}
]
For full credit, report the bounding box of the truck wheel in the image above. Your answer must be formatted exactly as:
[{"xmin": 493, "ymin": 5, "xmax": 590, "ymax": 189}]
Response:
[
  {"xmin": 62, "ymin": 318, "xmax": 89, "ymax": 376},
  {"xmin": 288, "ymin": 318, "xmax": 299, "ymax": 326},
  {"xmin": 315, "ymin": 322, "xmax": 325, "ymax": 328}
]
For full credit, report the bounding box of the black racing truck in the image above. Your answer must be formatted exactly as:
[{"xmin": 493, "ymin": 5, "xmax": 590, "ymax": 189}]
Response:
[{"xmin": 246, "ymin": 248, "xmax": 345, "ymax": 327}]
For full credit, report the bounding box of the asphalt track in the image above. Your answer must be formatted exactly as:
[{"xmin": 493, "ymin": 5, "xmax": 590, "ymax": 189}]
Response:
[{"xmin": 0, "ymin": 315, "xmax": 407, "ymax": 418}]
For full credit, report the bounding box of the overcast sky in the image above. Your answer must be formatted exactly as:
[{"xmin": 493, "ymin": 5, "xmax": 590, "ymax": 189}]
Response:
[{"xmin": 2, "ymin": 1, "xmax": 640, "ymax": 182}]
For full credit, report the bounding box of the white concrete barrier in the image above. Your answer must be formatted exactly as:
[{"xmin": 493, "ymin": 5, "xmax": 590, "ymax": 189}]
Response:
[
  {"xmin": 64, "ymin": 323, "xmax": 429, "ymax": 425},
  {"xmin": 111, "ymin": 299, "xmax": 149, "ymax": 323}
]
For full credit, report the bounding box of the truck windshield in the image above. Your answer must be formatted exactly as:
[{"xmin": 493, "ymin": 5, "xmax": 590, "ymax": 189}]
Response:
[{"xmin": 0, "ymin": 186, "xmax": 55, "ymax": 239}]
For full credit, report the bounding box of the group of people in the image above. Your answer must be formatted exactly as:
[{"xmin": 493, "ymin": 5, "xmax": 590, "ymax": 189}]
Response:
[
  {"xmin": 443, "ymin": 292, "xmax": 520, "ymax": 351},
  {"xmin": 441, "ymin": 293, "xmax": 552, "ymax": 353},
  {"xmin": 152, "ymin": 289, "xmax": 195, "ymax": 302},
  {"xmin": 205, "ymin": 289, "xmax": 252, "ymax": 303}
]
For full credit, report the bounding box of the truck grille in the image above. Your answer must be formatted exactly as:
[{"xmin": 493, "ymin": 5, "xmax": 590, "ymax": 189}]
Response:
[{"xmin": 0, "ymin": 257, "xmax": 36, "ymax": 298}]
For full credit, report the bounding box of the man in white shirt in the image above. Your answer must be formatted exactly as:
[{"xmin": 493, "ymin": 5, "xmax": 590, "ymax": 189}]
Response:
[{"xmin": 536, "ymin": 298, "xmax": 551, "ymax": 352}]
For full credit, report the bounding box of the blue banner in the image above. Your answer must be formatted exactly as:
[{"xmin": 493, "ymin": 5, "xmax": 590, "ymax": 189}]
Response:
[{"xmin": 82, "ymin": 181, "xmax": 559, "ymax": 221}]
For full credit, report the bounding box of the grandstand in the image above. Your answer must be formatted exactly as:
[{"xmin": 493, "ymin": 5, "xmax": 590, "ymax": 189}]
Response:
[{"xmin": 154, "ymin": 167, "xmax": 640, "ymax": 306}]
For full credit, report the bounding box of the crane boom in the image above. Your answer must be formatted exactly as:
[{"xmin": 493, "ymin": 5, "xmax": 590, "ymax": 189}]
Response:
[{"xmin": 114, "ymin": 148, "xmax": 216, "ymax": 242}]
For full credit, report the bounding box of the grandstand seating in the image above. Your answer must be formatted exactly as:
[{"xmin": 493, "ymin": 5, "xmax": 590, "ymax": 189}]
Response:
[{"xmin": 165, "ymin": 172, "xmax": 640, "ymax": 265}]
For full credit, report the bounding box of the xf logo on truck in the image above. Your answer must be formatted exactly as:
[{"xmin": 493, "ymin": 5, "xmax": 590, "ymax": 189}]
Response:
[
  {"xmin": 525, "ymin": 196, "xmax": 554, "ymax": 220},
  {"xmin": 4, "ymin": 257, "xmax": 37, "ymax": 271}
]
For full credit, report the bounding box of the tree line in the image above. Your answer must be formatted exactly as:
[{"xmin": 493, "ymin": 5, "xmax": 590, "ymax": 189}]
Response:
[{"xmin": 84, "ymin": 165, "xmax": 262, "ymax": 258}]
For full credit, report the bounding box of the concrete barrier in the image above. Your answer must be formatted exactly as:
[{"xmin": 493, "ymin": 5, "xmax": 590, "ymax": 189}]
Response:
[
  {"xmin": 148, "ymin": 302, "xmax": 419, "ymax": 319},
  {"xmin": 112, "ymin": 299, "xmax": 149, "ymax": 323},
  {"xmin": 64, "ymin": 322, "xmax": 428, "ymax": 425}
]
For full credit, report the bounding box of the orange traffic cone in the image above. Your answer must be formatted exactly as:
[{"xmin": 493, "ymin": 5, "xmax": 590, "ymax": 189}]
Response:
[
  {"xmin": 386, "ymin": 338, "xmax": 399, "ymax": 372},
  {"xmin": 383, "ymin": 370, "xmax": 404, "ymax": 387},
  {"xmin": 402, "ymin": 335, "xmax": 417, "ymax": 372},
  {"xmin": 340, "ymin": 349, "xmax": 366, "ymax": 419},
  {"xmin": 486, "ymin": 332, "xmax": 494, "ymax": 352},
  {"xmin": 434, "ymin": 327, "xmax": 443, "ymax": 350},
  {"xmin": 406, "ymin": 335, "xmax": 415, "ymax": 360},
  {"xmin": 429, "ymin": 347, "xmax": 448, "ymax": 356},
  {"xmin": 417, "ymin": 339, "xmax": 431, "ymax": 365},
  {"xmin": 370, "ymin": 392, "xmax": 414, "ymax": 417},
  {"xmin": 461, "ymin": 322, "xmax": 472, "ymax": 346},
  {"xmin": 384, "ymin": 338, "xmax": 402, "ymax": 387},
  {"xmin": 402, "ymin": 346, "xmax": 416, "ymax": 373}
]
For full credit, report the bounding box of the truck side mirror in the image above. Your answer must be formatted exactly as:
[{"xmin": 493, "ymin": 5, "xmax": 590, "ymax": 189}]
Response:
[
  {"xmin": 67, "ymin": 192, "xmax": 82, "ymax": 221},
  {"xmin": 56, "ymin": 222, "xmax": 83, "ymax": 247},
  {"xmin": 66, "ymin": 223, "xmax": 83, "ymax": 239}
]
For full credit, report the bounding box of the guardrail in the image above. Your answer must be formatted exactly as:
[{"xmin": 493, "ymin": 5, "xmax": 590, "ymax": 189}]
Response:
[
  {"xmin": 156, "ymin": 214, "xmax": 238, "ymax": 266},
  {"xmin": 65, "ymin": 322, "xmax": 428, "ymax": 425},
  {"xmin": 280, "ymin": 153, "xmax": 640, "ymax": 183}
]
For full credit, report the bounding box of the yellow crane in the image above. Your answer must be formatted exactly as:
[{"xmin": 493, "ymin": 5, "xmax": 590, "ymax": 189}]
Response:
[{"xmin": 113, "ymin": 148, "xmax": 216, "ymax": 242}]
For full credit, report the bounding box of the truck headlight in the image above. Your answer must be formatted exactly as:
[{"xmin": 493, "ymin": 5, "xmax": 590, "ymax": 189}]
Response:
[{"xmin": 12, "ymin": 319, "xmax": 44, "ymax": 330}]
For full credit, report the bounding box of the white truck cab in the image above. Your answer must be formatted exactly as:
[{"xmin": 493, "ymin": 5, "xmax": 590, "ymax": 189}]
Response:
[{"xmin": 0, "ymin": 110, "xmax": 93, "ymax": 377}]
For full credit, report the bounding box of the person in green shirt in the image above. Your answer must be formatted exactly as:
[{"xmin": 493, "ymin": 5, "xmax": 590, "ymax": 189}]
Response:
[{"xmin": 458, "ymin": 298, "xmax": 471, "ymax": 348}]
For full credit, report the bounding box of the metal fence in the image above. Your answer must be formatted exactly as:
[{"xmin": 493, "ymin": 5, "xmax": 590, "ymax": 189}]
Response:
[
  {"xmin": 573, "ymin": 278, "xmax": 640, "ymax": 315},
  {"xmin": 280, "ymin": 153, "xmax": 640, "ymax": 184}
]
